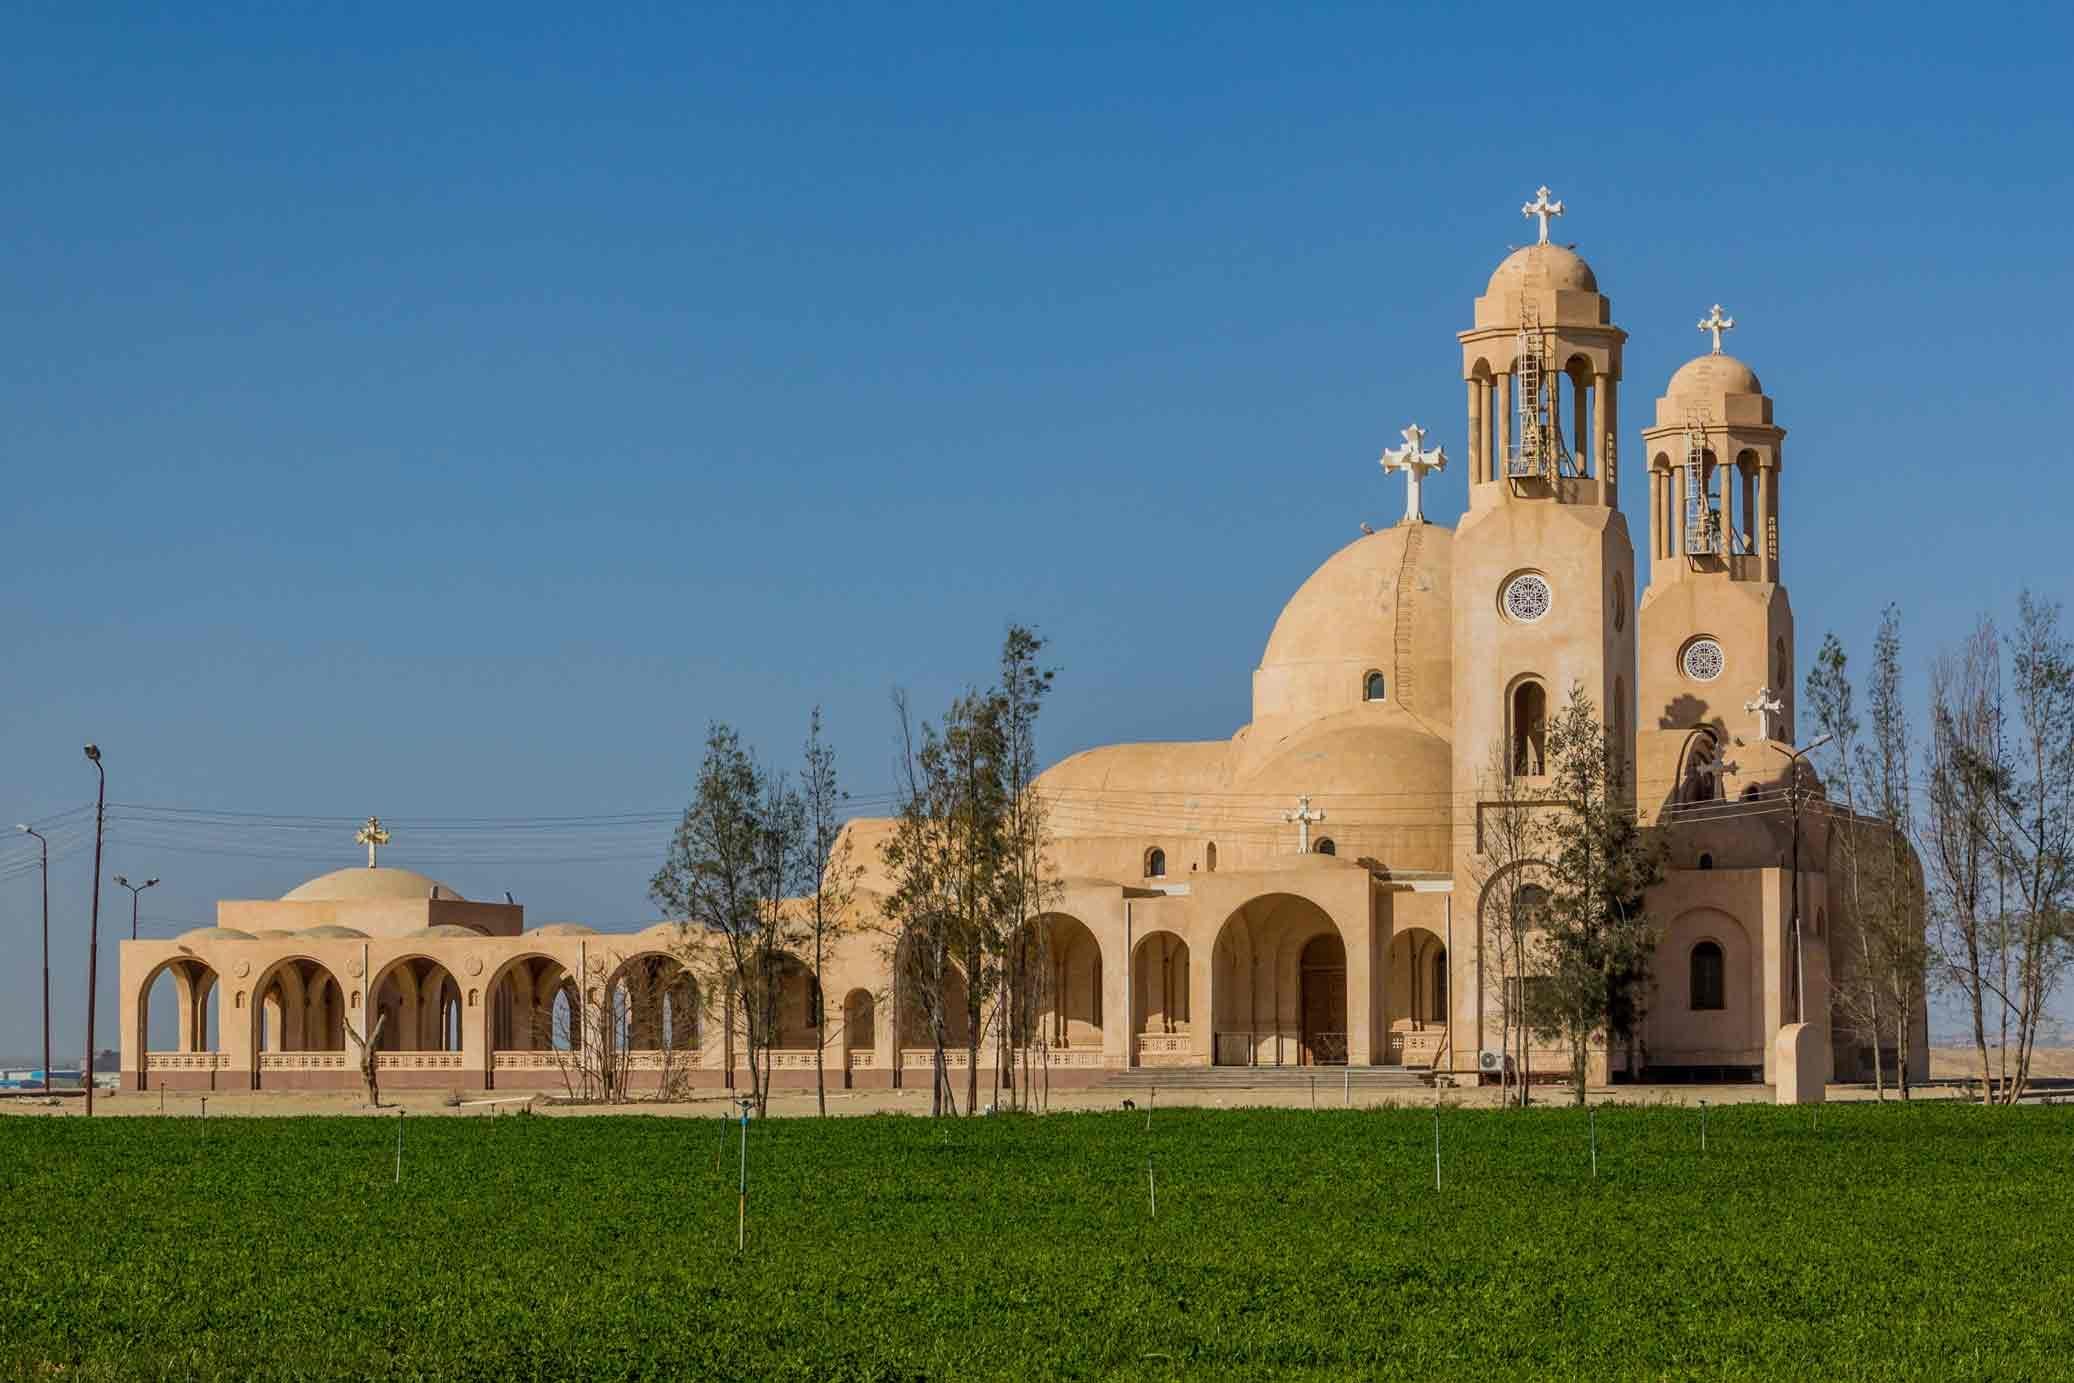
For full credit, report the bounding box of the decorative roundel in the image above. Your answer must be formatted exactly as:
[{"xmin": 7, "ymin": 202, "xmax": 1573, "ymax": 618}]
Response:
[
  {"xmin": 1502, "ymin": 573, "xmax": 1553, "ymax": 623},
  {"xmin": 1682, "ymin": 638, "xmax": 1726, "ymax": 682},
  {"xmin": 233, "ymin": 959, "xmax": 251, "ymax": 979}
]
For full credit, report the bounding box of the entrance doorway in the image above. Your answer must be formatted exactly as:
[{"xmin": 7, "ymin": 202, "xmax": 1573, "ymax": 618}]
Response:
[{"xmin": 1299, "ymin": 933, "xmax": 1347, "ymax": 1065}]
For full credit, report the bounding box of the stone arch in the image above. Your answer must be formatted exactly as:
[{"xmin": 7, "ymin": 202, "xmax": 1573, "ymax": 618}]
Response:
[
  {"xmin": 247, "ymin": 955, "xmax": 347, "ymax": 1056},
  {"xmin": 1387, "ymin": 925, "xmax": 1448, "ymax": 1028},
  {"xmin": 136, "ymin": 955, "xmax": 222, "ymax": 1088},
  {"xmin": 894, "ymin": 935, "xmax": 971, "ymax": 1050},
  {"xmin": 1008, "ymin": 912, "xmax": 1105, "ymax": 1050},
  {"xmin": 842, "ymin": 988, "xmax": 876, "ymax": 1062},
  {"xmin": 1211, "ymin": 893, "xmax": 1346, "ymax": 1066},
  {"xmin": 368, "ymin": 954, "xmax": 464, "ymax": 1053},
  {"xmin": 1144, "ymin": 846, "xmax": 1166, "ymax": 879},
  {"xmin": 1509, "ymin": 676, "xmax": 1548, "ymax": 776},
  {"xmin": 1131, "ymin": 930, "xmax": 1191, "ymax": 1037},
  {"xmin": 1678, "ymin": 726, "xmax": 1723, "ymax": 804},
  {"xmin": 1562, "ymin": 353, "xmax": 1595, "ymax": 473},
  {"xmin": 600, "ymin": 950, "xmax": 702, "ymax": 1054}
]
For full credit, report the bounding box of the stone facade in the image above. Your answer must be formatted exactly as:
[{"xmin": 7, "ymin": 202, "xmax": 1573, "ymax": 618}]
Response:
[{"xmin": 118, "ymin": 194, "xmax": 1930, "ymax": 1096}]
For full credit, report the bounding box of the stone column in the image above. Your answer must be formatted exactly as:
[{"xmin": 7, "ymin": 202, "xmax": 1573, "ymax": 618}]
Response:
[
  {"xmin": 1103, "ymin": 913, "xmax": 1130, "ymax": 1070},
  {"xmin": 175, "ymin": 968, "xmax": 199, "ymax": 1053},
  {"xmin": 1466, "ymin": 379, "xmax": 1485, "ymax": 485},
  {"xmin": 1572, "ymin": 373, "xmax": 1589, "ymax": 474},
  {"xmin": 1190, "ymin": 931, "xmax": 1214, "ymax": 1067},
  {"xmin": 463, "ymin": 971, "xmax": 490, "ymax": 1090},
  {"xmin": 1591, "ymin": 372, "xmax": 1608, "ymax": 486},
  {"xmin": 1495, "ymin": 373, "xmax": 1512, "ymax": 475}
]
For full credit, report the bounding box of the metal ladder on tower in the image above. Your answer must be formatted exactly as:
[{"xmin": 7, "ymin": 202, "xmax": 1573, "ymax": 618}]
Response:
[
  {"xmin": 1683, "ymin": 411, "xmax": 1719, "ymax": 558},
  {"xmin": 1511, "ymin": 303, "xmax": 1573, "ymax": 483},
  {"xmin": 1512, "ymin": 305, "xmax": 1544, "ymax": 480}
]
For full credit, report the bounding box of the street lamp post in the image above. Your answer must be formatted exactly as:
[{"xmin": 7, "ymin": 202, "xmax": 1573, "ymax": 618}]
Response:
[
  {"xmin": 114, "ymin": 875, "xmax": 159, "ymax": 942},
  {"xmin": 83, "ymin": 744, "xmax": 106, "ymax": 1115},
  {"xmin": 1769, "ymin": 734, "xmax": 1834, "ymax": 1025},
  {"xmin": 17, "ymin": 826, "xmax": 50, "ymax": 1092}
]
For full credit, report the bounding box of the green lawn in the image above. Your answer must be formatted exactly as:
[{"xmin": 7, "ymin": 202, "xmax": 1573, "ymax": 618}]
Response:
[{"xmin": 2, "ymin": 1102, "xmax": 2070, "ymax": 1380}]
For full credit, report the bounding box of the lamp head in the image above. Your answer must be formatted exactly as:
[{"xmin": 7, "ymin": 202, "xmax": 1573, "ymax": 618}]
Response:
[
  {"xmin": 14, "ymin": 824, "xmax": 26, "ymax": 833},
  {"xmin": 1804, "ymin": 733, "xmax": 1835, "ymax": 755},
  {"xmin": 83, "ymin": 743, "xmax": 101, "ymax": 763},
  {"xmin": 145, "ymin": 877, "xmax": 159, "ymax": 888},
  {"xmin": 113, "ymin": 875, "xmax": 129, "ymax": 888}
]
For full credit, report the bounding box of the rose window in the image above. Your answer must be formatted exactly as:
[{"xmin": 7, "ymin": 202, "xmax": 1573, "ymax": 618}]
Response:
[
  {"xmin": 1502, "ymin": 574, "xmax": 1553, "ymax": 623},
  {"xmin": 1682, "ymin": 639, "xmax": 1726, "ymax": 682}
]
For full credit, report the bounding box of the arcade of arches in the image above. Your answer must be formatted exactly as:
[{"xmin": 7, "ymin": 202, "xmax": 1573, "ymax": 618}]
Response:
[{"xmin": 117, "ymin": 190, "xmax": 1931, "ymax": 1096}]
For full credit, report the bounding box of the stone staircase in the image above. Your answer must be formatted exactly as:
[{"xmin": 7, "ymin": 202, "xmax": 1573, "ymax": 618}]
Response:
[{"xmin": 1096, "ymin": 1065, "xmax": 1432, "ymax": 1093}]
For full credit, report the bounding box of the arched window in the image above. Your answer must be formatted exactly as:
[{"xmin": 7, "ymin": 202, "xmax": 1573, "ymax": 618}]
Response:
[
  {"xmin": 1204, "ymin": 841, "xmax": 1217, "ymax": 873},
  {"xmin": 1313, "ymin": 837, "xmax": 1336, "ymax": 857},
  {"xmin": 1144, "ymin": 848, "xmax": 1166, "ymax": 879},
  {"xmin": 1511, "ymin": 680, "xmax": 1548, "ymax": 776},
  {"xmin": 1364, "ymin": 671, "xmax": 1387, "ymax": 702},
  {"xmin": 1685, "ymin": 731, "xmax": 1720, "ymax": 803},
  {"xmin": 1690, "ymin": 941, "xmax": 1726, "ymax": 1011},
  {"xmin": 1698, "ymin": 852, "xmax": 1714, "ymax": 871}
]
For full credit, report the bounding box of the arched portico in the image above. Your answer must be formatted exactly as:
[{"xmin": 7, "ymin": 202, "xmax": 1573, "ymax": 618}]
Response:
[
  {"xmin": 136, "ymin": 956, "xmax": 223, "ymax": 1090},
  {"xmin": 1210, "ymin": 893, "xmax": 1359, "ymax": 1067},
  {"xmin": 246, "ymin": 956, "xmax": 350, "ymax": 1090},
  {"xmin": 1386, "ymin": 926, "xmax": 1447, "ymax": 1065},
  {"xmin": 369, "ymin": 956, "xmax": 464, "ymax": 1052},
  {"xmin": 1131, "ymin": 930, "xmax": 1190, "ymax": 1065}
]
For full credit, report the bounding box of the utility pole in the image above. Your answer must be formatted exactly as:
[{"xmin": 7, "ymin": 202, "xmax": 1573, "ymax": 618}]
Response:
[
  {"xmin": 17, "ymin": 825, "xmax": 50, "ymax": 1092},
  {"xmin": 1770, "ymin": 734, "xmax": 1833, "ymax": 1024},
  {"xmin": 114, "ymin": 875, "xmax": 160, "ymax": 941},
  {"xmin": 84, "ymin": 744, "xmax": 106, "ymax": 1115}
]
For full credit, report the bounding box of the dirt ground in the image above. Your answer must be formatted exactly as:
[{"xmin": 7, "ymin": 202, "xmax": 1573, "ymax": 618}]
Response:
[{"xmin": 6, "ymin": 1047, "xmax": 2055, "ymax": 1119}]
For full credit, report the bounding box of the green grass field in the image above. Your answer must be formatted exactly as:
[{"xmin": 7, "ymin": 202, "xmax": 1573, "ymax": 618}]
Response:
[{"xmin": 3, "ymin": 1102, "xmax": 2070, "ymax": 1380}]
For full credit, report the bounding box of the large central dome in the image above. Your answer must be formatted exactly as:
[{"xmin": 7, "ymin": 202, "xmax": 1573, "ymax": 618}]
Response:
[{"xmin": 1253, "ymin": 524, "xmax": 1453, "ymax": 729}]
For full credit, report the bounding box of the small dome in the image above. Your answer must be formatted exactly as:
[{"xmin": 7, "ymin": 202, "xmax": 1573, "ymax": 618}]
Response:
[
  {"xmin": 281, "ymin": 866, "xmax": 464, "ymax": 903},
  {"xmin": 403, "ymin": 924, "xmax": 483, "ymax": 940},
  {"xmin": 299, "ymin": 924, "xmax": 371, "ymax": 939},
  {"xmin": 1486, "ymin": 243, "xmax": 1598, "ymax": 297},
  {"xmin": 1667, "ymin": 353, "xmax": 1762, "ymax": 399},
  {"xmin": 181, "ymin": 926, "xmax": 256, "ymax": 942},
  {"xmin": 529, "ymin": 923, "xmax": 599, "ymax": 937}
]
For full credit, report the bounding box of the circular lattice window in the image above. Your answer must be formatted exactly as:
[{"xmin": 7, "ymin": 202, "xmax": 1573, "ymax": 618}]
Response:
[
  {"xmin": 1502, "ymin": 573, "xmax": 1553, "ymax": 623},
  {"xmin": 1682, "ymin": 638, "xmax": 1726, "ymax": 682}
]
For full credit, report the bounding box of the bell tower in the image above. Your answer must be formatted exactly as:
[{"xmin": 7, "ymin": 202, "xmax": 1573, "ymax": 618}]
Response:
[
  {"xmin": 1452, "ymin": 188, "xmax": 1638, "ymax": 840},
  {"xmin": 1635, "ymin": 306, "xmax": 1794, "ymax": 815}
]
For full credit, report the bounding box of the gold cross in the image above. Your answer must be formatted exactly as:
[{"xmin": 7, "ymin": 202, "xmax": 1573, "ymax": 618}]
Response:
[{"xmin": 355, "ymin": 816, "xmax": 391, "ymax": 868}]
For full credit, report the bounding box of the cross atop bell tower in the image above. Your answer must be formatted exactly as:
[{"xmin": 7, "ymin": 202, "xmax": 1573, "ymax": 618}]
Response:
[
  {"xmin": 1699, "ymin": 304, "xmax": 1735, "ymax": 354},
  {"xmin": 1522, "ymin": 186, "xmax": 1564, "ymax": 244}
]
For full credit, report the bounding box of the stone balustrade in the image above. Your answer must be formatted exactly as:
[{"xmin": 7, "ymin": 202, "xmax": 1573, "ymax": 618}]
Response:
[{"xmin": 145, "ymin": 1052, "xmax": 229, "ymax": 1070}]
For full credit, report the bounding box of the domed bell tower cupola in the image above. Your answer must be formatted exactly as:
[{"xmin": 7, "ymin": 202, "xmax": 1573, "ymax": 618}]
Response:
[
  {"xmin": 1636, "ymin": 306, "xmax": 1796, "ymax": 812},
  {"xmin": 1458, "ymin": 186, "xmax": 1627, "ymax": 511}
]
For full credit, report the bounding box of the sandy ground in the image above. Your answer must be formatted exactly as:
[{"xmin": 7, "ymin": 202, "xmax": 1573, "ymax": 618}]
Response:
[{"xmin": 6, "ymin": 1048, "xmax": 2060, "ymax": 1119}]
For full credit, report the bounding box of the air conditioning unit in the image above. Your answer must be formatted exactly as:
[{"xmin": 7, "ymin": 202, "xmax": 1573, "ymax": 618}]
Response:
[{"xmin": 1478, "ymin": 1048, "xmax": 1512, "ymax": 1075}]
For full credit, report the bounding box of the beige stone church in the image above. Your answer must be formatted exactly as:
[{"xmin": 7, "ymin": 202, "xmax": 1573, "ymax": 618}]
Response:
[{"xmin": 120, "ymin": 190, "xmax": 1929, "ymax": 1096}]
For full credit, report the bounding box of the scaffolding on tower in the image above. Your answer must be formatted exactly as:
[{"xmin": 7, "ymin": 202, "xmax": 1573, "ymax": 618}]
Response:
[
  {"xmin": 1683, "ymin": 411, "xmax": 1721, "ymax": 559},
  {"xmin": 1509, "ymin": 303, "xmax": 1575, "ymax": 484}
]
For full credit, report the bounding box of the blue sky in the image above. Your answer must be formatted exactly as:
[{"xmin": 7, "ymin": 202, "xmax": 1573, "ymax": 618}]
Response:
[{"xmin": 3, "ymin": 3, "xmax": 2070, "ymax": 1057}]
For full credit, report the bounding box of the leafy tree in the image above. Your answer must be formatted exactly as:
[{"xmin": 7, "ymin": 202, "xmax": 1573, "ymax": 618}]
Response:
[
  {"xmin": 799, "ymin": 707, "xmax": 860, "ymax": 1116},
  {"xmin": 650, "ymin": 722, "xmax": 806, "ymax": 1117},
  {"xmin": 1532, "ymin": 685, "xmax": 1665, "ymax": 1105}
]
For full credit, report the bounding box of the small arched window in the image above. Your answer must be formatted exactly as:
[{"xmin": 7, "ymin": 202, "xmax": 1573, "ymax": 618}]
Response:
[
  {"xmin": 1145, "ymin": 848, "xmax": 1166, "ymax": 879},
  {"xmin": 1204, "ymin": 841, "xmax": 1218, "ymax": 873},
  {"xmin": 1512, "ymin": 680, "xmax": 1548, "ymax": 776},
  {"xmin": 1314, "ymin": 838, "xmax": 1336, "ymax": 857},
  {"xmin": 1364, "ymin": 671, "xmax": 1387, "ymax": 702},
  {"xmin": 1690, "ymin": 941, "xmax": 1726, "ymax": 1011},
  {"xmin": 1698, "ymin": 852, "xmax": 1714, "ymax": 871}
]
